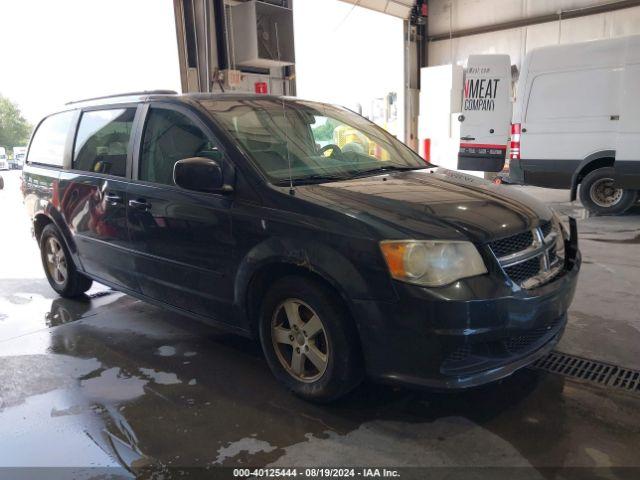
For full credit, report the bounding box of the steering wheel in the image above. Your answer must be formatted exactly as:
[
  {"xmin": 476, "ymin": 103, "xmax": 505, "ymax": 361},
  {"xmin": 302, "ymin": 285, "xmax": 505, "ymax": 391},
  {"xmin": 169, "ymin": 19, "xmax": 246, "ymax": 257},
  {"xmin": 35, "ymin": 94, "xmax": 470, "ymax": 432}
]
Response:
[{"xmin": 319, "ymin": 144, "xmax": 343, "ymax": 159}]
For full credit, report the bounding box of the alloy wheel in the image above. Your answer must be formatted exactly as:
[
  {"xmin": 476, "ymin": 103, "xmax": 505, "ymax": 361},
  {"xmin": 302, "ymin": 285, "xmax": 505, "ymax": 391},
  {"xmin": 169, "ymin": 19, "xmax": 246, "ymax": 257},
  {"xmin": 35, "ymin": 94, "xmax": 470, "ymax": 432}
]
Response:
[
  {"xmin": 271, "ymin": 299, "xmax": 330, "ymax": 383},
  {"xmin": 45, "ymin": 237, "xmax": 68, "ymax": 286}
]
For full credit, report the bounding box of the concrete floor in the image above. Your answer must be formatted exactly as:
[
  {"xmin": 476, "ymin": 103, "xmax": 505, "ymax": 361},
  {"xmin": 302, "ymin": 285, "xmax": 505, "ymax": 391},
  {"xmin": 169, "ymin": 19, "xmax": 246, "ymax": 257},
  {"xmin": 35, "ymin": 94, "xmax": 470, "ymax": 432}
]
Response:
[{"xmin": 1, "ymin": 170, "xmax": 639, "ymax": 477}]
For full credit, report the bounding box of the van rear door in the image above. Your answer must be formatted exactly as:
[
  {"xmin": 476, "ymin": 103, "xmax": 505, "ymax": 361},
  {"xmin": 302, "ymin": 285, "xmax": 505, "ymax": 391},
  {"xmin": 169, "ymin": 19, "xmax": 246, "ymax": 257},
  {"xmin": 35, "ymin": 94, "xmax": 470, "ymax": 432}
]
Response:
[{"xmin": 457, "ymin": 54, "xmax": 512, "ymax": 172}]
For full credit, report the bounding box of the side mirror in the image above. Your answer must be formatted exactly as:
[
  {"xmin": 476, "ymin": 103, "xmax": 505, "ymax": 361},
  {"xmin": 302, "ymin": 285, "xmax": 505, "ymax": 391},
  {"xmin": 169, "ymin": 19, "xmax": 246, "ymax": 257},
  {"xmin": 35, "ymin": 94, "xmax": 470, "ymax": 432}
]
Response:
[{"xmin": 173, "ymin": 157, "xmax": 231, "ymax": 193}]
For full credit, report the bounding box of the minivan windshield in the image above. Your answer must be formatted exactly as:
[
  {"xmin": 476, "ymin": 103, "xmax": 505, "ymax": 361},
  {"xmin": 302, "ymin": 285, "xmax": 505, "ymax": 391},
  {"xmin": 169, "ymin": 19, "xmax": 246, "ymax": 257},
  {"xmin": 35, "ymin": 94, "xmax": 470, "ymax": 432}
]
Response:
[{"xmin": 200, "ymin": 98, "xmax": 430, "ymax": 185}]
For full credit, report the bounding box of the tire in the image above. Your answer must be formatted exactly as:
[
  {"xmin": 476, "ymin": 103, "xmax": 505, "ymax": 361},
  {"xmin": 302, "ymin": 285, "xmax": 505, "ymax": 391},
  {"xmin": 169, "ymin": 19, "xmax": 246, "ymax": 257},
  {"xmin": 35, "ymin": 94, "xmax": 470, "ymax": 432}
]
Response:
[
  {"xmin": 579, "ymin": 167, "xmax": 637, "ymax": 215},
  {"xmin": 0, "ymin": 176, "xmax": 4, "ymax": 189},
  {"xmin": 258, "ymin": 276, "xmax": 364, "ymax": 403},
  {"xmin": 40, "ymin": 224, "xmax": 93, "ymax": 298}
]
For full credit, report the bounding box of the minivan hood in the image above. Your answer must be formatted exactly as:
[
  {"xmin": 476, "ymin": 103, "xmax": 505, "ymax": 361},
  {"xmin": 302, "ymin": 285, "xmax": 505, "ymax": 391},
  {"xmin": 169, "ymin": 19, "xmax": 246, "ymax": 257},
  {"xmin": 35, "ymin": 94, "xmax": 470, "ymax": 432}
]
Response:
[{"xmin": 294, "ymin": 168, "xmax": 552, "ymax": 243}]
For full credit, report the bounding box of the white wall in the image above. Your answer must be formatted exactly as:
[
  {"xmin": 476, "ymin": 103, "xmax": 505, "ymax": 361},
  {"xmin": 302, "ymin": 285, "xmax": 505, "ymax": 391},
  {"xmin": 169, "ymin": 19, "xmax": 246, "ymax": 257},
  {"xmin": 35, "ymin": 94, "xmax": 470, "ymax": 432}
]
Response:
[{"xmin": 428, "ymin": 0, "xmax": 640, "ymax": 70}]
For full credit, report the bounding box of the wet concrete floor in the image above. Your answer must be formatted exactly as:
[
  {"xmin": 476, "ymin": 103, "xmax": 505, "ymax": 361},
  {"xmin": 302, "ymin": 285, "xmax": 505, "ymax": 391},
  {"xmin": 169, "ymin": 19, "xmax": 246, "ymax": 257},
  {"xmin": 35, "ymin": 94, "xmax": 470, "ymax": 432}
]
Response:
[{"xmin": 1, "ymin": 171, "xmax": 639, "ymax": 477}]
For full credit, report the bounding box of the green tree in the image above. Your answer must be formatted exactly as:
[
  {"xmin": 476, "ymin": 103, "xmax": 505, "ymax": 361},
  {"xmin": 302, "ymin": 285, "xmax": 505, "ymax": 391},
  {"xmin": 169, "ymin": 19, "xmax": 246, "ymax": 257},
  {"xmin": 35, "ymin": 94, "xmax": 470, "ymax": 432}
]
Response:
[
  {"xmin": 311, "ymin": 118, "xmax": 339, "ymax": 142},
  {"xmin": 0, "ymin": 95, "xmax": 32, "ymax": 150}
]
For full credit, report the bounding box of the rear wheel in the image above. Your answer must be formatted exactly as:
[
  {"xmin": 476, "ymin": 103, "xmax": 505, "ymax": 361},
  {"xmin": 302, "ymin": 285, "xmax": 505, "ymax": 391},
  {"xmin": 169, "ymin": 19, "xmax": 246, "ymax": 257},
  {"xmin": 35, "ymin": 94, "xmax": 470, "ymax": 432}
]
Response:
[
  {"xmin": 259, "ymin": 276, "xmax": 364, "ymax": 403},
  {"xmin": 40, "ymin": 224, "xmax": 92, "ymax": 297},
  {"xmin": 579, "ymin": 167, "xmax": 637, "ymax": 215}
]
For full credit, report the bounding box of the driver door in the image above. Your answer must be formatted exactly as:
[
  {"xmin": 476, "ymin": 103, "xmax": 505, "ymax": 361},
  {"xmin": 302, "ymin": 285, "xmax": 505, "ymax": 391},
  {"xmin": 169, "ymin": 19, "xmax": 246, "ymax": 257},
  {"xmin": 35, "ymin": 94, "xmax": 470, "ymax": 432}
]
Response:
[{"xmin": 126, "ymin": 103, "xmax": 235, "ymax": 323}]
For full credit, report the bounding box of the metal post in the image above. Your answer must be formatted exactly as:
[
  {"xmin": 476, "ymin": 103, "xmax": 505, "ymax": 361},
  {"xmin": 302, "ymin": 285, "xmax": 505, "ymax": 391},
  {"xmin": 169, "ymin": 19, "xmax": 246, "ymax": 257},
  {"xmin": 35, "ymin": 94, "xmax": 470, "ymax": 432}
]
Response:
[{"xmin": 404, "ymin": 1, "xmax": 428, "ymax": 150}]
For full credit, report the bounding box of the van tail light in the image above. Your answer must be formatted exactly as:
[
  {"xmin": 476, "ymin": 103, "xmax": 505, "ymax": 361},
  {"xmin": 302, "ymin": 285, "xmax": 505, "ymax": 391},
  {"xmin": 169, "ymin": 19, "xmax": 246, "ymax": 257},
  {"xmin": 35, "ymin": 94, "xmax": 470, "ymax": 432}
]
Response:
[{"xmin": 509, "ymin": 123, "xmax": 521, "ymax": 160}]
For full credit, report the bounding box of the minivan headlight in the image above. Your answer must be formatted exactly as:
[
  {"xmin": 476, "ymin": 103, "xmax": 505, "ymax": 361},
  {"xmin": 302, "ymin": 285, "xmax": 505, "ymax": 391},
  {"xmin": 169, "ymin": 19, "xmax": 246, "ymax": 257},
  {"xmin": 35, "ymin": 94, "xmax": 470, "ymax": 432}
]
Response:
[{"xmin": 379, "ymin": 240, "xmax": 487, "ymax": 287}]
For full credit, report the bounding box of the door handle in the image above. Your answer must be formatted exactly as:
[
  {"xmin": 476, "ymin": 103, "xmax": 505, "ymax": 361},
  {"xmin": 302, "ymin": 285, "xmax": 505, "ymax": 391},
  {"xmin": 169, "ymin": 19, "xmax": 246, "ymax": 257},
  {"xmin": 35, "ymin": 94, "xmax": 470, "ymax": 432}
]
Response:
[
  {"xmin": 105, "ymin": 193, "xmax": 122, "ymax": 206},
  {"xmin": 128, "ymin": 199, "xmax": 151, "ymax": 211},
  {"xmin": 610, "ymin": 115, "xmax": 620, "ymax": 121},
  {"xmin": 460, "ymin": 136, "xmax": 475, "ymax": 141}
]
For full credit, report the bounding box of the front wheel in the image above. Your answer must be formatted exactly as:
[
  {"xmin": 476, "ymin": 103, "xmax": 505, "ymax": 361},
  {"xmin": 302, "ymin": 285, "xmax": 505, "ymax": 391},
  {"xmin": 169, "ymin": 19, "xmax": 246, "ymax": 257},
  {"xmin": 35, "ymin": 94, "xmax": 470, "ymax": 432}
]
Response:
[
  {"xmin": 259, "ymin": 276, "xmax": 364, "ymax": 403},
  {"xmin": 40, "ymin": 224, "xmax": 93, "ymax": 298},
  {"xmin": 579, "ymin": 167, "xmax": 637, "ymax": 215}
]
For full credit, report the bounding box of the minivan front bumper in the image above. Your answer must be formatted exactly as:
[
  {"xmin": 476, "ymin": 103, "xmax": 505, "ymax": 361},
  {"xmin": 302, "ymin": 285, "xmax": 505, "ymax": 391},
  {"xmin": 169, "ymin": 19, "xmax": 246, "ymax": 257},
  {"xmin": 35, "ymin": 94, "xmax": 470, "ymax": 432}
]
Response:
[{"xmin": 351, "ymin": 232, "xmax": 581, "ymax": 390}]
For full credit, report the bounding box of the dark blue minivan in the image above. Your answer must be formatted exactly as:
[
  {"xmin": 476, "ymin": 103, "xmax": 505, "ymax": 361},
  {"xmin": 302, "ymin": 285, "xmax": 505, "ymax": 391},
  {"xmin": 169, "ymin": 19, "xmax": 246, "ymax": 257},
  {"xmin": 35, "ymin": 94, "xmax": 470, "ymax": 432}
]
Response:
[{"xmin": 23, "ymin": 91, "xmax": 580, "ymax": 402}]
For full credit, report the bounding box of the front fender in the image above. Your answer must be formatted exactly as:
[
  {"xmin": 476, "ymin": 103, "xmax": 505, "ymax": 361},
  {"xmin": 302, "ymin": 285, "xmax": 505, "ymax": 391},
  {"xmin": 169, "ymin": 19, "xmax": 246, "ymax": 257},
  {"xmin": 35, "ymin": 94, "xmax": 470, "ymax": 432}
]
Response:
[{"xmin": 233, "ymin": 236, "xmax": 396, "ymax": 330}]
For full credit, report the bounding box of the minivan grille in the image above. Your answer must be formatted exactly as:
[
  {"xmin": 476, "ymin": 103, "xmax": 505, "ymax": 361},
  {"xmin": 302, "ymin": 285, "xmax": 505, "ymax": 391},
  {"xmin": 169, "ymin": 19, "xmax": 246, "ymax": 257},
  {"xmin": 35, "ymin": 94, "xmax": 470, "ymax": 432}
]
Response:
[
  {"xmin": 488, "ymin": 221, "xmax": 561, "ymax": 289},
  {"xmin": 442, "ymin": 316, "xmax": 563, "ymax": 371},
  {"xmin": 503, "ymin": 316, "xmax": 562, "ymax": 354},
  {"xmin": 540, "ymin": 220, "xmax": 553, "ymax": 239},
  {"xmin": 488, "ymin": 230, "xmax": 534, "ymax": 257},
  {"xmin": 504, "ymin": 257, "xmax": 541, "ymax": 285}
]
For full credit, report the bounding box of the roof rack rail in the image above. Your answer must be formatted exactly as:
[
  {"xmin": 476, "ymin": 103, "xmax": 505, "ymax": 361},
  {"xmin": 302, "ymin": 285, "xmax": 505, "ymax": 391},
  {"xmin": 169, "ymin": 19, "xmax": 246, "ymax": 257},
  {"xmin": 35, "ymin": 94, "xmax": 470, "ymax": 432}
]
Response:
[{"xmin": 65, "ymin": 90, "xmax": 178, "ymax": 105}]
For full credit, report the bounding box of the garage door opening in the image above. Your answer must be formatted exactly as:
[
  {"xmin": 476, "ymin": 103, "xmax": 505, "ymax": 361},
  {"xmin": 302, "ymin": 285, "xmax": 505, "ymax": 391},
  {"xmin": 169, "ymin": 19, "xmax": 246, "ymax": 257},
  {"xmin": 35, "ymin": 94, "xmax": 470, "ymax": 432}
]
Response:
[{"xmin": 293, "ymin": 0, "xmax": 404, "ymax": 139}]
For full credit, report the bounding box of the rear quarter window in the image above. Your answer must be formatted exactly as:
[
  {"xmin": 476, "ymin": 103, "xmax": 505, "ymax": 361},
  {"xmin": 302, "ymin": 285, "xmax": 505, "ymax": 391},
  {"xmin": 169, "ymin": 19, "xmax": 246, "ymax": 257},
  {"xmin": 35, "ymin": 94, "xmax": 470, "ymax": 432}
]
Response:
[{"xmin": 27, "ymin": 111, "xmax": 76, "ymax": 167}]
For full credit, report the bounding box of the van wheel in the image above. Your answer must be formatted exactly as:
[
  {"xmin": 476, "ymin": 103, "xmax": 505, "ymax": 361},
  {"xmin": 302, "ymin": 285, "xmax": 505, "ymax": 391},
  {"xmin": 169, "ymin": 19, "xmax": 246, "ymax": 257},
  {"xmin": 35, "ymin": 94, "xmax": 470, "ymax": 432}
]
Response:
[
  {"xmin": 579, "ymin": 167, "xmax": 637, "ymax": 215},
  {"xmin": 40, "ymin": 224, "xmax": 92, "ymax": 298},
  {"xmin": 258, "ymin": 276, "xmax": 364, "ymax": 403}
]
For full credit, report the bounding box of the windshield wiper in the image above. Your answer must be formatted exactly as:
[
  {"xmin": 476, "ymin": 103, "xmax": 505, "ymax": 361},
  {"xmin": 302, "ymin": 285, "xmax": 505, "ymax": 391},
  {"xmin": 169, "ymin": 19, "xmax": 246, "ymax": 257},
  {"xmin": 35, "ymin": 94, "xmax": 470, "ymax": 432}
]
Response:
[
  {"xmin": 348, "ymin": 165, "xmax": 422, "ymax": 178},
  {"xmin": 275, "ymin": 166, "xmax": 425, "ymax": 186},
  {"xmin": 278, "ymin": 174, "xmax": 348, "ymax": 186}
]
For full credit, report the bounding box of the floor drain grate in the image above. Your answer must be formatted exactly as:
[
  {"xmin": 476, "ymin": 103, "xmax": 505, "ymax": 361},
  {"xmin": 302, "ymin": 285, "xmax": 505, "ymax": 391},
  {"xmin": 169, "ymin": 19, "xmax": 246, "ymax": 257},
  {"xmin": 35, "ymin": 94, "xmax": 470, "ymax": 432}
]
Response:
[
  {"xmin": 609, "ymin": 368, "xmax": 640, "ymax": 390},
  {"xmin": 533, "ymin": 351, "xmax": 640, "ymax": 394}
]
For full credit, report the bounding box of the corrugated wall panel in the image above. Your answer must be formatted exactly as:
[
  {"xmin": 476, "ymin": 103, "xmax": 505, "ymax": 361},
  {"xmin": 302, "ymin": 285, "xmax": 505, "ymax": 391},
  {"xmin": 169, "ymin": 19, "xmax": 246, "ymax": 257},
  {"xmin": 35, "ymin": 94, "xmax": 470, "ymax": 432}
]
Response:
[
  {"xmin": 428, "ymin": 4, "xmax": 640, "ymax": 69},
  {"xmin": 428, "ymin": 0, "xmax": 624, "ymax": 36}
]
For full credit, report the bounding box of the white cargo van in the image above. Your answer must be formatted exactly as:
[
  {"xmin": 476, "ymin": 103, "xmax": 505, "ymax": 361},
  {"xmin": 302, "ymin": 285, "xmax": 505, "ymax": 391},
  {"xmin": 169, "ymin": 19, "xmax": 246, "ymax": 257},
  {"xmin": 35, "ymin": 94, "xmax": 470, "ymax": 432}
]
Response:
[
  {"xmin": 0, "ymin": 147, "xmax": 8, "ymax": 171},
  {"xmin": 508, "ymin": 35, "xmax": 640, "ymax": 214},
  {"xmin": 12, "ymin": 146, "xmax": 27, "ymax": 169}
]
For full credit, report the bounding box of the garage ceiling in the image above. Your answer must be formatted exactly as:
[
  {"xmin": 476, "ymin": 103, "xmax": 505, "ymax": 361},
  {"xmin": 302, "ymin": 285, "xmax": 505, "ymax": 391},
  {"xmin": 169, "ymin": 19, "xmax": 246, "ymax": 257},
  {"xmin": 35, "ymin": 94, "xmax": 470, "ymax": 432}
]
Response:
[{"xmin": 338, "ymin": 0, "xmax": 415, "ymax": 19}]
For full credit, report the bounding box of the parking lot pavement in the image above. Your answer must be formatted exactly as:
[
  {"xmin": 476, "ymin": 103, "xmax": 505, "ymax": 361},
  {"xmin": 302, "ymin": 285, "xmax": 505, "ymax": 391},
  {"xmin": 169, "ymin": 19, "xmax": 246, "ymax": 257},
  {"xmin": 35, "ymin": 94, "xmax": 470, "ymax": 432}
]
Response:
[{"xmin": 0, "ymin": 170, "xmax": 639, "ymax": 475}]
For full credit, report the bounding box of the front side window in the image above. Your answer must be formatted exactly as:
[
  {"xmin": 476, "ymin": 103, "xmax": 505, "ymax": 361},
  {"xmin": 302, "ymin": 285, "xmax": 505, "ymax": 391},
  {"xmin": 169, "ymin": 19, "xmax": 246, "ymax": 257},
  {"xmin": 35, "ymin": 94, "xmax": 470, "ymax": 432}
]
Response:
[
  {"xmin": 73, "ymin": 108, "xmax": 136, "ymax": 177},
  {"xmin": 139, "ymin": 108, "xmax": 219, "ymax": 186},
  {"xmin": 28, "ymin": 111, "xmax": 76, "ymax": 166},
  {"xmin": 201, "ymin": 98, "xmax": 427, "ymax": 184}
]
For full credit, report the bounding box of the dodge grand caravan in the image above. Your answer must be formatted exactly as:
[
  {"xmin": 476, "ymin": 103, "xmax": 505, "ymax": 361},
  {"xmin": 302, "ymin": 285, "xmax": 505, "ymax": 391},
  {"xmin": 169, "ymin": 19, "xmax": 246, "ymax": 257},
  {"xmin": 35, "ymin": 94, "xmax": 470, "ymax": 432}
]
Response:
[{"xmin": 23, "ymin": 91, "xmax": 581, "ymax": 402}]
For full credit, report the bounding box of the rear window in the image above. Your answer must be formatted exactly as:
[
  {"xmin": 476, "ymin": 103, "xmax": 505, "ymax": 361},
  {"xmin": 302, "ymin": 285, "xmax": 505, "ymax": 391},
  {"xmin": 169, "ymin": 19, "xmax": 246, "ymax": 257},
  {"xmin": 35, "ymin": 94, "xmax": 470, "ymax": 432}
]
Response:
[
  {"xmin": 73, "ymin": 108, "xmax": 136, "ymax": 177},
  {"xmin": 27, "ymin": 111, "xmax": 76, "ymax": 167}
]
